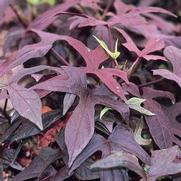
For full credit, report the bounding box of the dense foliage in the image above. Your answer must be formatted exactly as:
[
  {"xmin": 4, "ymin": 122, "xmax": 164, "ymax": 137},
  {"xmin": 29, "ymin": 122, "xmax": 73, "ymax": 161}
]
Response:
[{"xmin": 0, "ymin": 0, "xmax": 181, "ymax": 180}]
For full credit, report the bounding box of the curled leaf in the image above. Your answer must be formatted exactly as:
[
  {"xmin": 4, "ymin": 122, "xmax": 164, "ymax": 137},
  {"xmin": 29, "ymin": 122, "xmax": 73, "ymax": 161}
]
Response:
[
  {"xmin": 93, "ymin": 35, "xmax": 120, "ymax": 60},
  {"xmin": 134, "ymin": 117, "xmax": 152, "ymax": 146},
  {"xmin": 126, "ymin": 97, "xmax": 155, "ymax": 116},
  {"xmin": 100, "ymin": 107, "xmax": 112, "ymax": 120}
]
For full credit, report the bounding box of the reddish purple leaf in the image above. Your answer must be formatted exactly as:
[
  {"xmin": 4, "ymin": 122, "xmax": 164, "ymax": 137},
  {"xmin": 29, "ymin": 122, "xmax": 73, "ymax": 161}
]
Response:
[
  {"xmin": 153, "ymin": 46, "xmax": 181, "ymax": 87},
  {"xmin": 33, "ymin": 67, "xmax": 129, "ymax": 166},
  {"xmin": 145, "ymin": 14, "xmax": 175, "ymax": 34},
  {"xmin": 69, "ymin": 15, "xmax": 106, "ymax": 30},
  {"xmin": 17, "ymin": 29, "xmax": 128, "ymax": 100},
  {"xmin": 114, "ymin": 0, "xmax": 134, "ymax": 15},
  {"xmin": 115, "ymin": 28, "xmax": 166, "ymax": 61},
  {"xmin": 29, "ymin": 0, "xmax": 80, "ymax": 30},
  {"xmin": 131, "ymin": 6, "xmax": 176, "ymax": 17},
  {"xmin": 80, "ymin": 0, "xmax": 101, "ymax": 11}
]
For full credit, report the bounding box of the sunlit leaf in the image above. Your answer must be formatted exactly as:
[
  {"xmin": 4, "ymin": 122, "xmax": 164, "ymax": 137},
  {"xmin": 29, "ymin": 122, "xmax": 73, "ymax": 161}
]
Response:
[
  {"xmin": 100, "ymin": 107, "xmax": 112, "ymax": 120},
  {"xmin": 126, "ymin": 97, "xmax": 155, "ymax": 116},
  {"xmin": 93, "ymin": 35, "xmax": 120, "ymax": 60},
  {"xmin": 28, "ymin": 0, "xmax": 56, "ymax": 6}
]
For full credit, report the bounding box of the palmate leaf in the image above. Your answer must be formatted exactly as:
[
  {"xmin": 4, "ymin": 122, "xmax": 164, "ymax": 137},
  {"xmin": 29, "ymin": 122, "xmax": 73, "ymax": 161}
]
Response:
[
  {"xmin": 29, "ymin": 0, "xmax": 80, "ymax": 29},
  {"xmin": 153, "ymin": 46, "xmax": 181, "ymax": 87},
  {"xmin": 68, "ymin": 125, "xmax": 150, "ymax": 180},
  {"xmin": 141, "ymin": 87, "xmax": 175, "ymax": 103},
  {"xmin": 75, "ymin": 159, "xmax": 100, "ymax": 180},
  {"xmin": 33, "ymin": 67, "xmax": 130, "ymax": 167},
  {"xmin": 126, "ymin": 97, "xmax": 155, "ymax": 116},
  {"xmin": 29, "ymin": 0, "xmax": 102, "ymax": 30},
  {"xmin": 90, "ymin": 151, "xmax": 146, "ymax": 180},
  {"xmin": 6, "ymin": 83, "xmax": 43, "ymax": 130},
  {"xmin": 142, "ymin": 87, "xmax": 181, "ymax": 149},
  {"xmin": 68, "ymin": 2, "xmax": 175, "ymax": 32},
  {"xmin": 12, "ymin": 148, "xmax": 61, "ymax": 181},
  {"xmin": 0, "ymin": 65, "xmax": 59, "ymax": 130},
  {"xmin": 115, "ymin": 28, "xmax": 166, "ymax": 61},
  {"xmin": 144, "ymin": 100, "xmax": 181, "ymax": 148},
  {"xmin": 13, "ymin": 29, "xmax": 128, "ymax": 100},
  {"xmin": 147, "ymin": 146, "xmax": 181, "ymax": 181}
]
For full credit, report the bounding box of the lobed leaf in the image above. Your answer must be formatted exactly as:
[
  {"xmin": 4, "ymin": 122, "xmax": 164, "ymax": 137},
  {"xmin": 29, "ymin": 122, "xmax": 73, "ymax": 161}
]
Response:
[
  {"xmin": 126, "ymin": 97, "xmax": 155, "ymax": 116},
  {"xmin": 6, "ymin": 83, "xmax": 43, "ymax": 130}
]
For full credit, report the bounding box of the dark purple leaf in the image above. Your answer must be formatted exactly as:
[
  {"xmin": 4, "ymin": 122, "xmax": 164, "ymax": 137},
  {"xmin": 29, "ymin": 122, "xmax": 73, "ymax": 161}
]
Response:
[
  {"xmin": 53, "ymin": 166, "xmax": 71, "ymax": 181},
  {"xmin": 81, "ymin": 0, "xmax": 101, "ymax": 11},
  {"xmin": 138, "ymin": 0, "xmax": 158, "ymax": 7},
  {"xmin": 63, "ymin": 93, "xmax": 76, "ymax": 115},
  {"xmin": 70, "ymin": 125, "xmax": 150, "ymax": 173},
  {"xmin": 1, "ymin": 148, "xmax": 24, "ymax": 171},
  {"xmin": 39, "ymin": 165, "xmax": 57, "ymax": 181},
  {"xmin": 100, "ymin": 169, "xmax": 126, "ymax": 181},
  {"xmin": 33, "ymin": 67, "xmax": 129, "ymax": 167},
  {"xmin": 0, "ymin": 111, "xmax": 62, "ymax": 143},
  {"xmin": 69, "ymin": 15, "xmax": 106, "ymax": 30},
  {"xmin": 6, "ymin": 83, "xmax": 43, "ymax": 130},
  {"xmin": 8, "ymin": 110, "xmax": 63, "ymax": 142},
  {"xmin": 12, "ymin": 148, "xmax": 61, "ymax": 181},
  {"xmin": 65, "ymin": 93, "xmax": 95, "ymax": 166},
  {"xmin": 75, "ymin": 159, "xmax": 100, "ymax": 180},
  {"xmin": 144, "ymin": 100, "xmax": 180, "ymax": 148},
  {"xmin": 147, "ymin": 146, "xmax": 181, "ymax": 181},
  {"xmin": 0, "ymin": 165, "xmax": 3, "ymax": 181},
  {"xmin": 90, "ymin": 151, "xmax": 146, "ymax": 180},
  {"xmin": 142, "ymin": 87, "xmax": 175, "ymax": 103},
  {"xmin": 122, "ymin": 82, "xmax": 140, "ymax": 97}
]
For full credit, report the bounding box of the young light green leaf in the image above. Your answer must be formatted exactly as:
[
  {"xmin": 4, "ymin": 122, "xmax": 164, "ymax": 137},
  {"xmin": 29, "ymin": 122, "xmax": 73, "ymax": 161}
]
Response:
[
  {"xmin": 134, "ymin": 117, "xmax": 152, "ymax": 146},
  {"xmin": 100, "ymin": 107, "xmax": 112, "ymax": 120},
  {"xmin": 93, "ymin": 36, "xmax": 120, "ymax": 60},
  {"xmin": 126, "ymin": 97, "xmax": 155, "ymax": 116},
  {"xmin": 28, "ymin": 0, "xmax": 56, "ymax": 6}
]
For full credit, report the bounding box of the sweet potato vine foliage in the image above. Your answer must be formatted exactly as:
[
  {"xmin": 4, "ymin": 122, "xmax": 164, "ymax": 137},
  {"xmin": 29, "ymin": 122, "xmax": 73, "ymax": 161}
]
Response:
[{"xmin": 0, "ymin": 0, "xmax": 181, "ymax": 180}]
